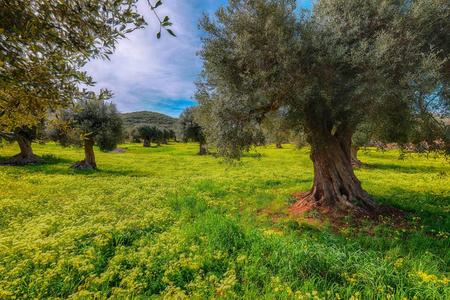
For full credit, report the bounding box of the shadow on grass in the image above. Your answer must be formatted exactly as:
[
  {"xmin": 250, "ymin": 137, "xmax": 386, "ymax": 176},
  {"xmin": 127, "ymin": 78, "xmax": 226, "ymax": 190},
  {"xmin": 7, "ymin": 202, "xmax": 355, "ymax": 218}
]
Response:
[
  {"xmin": 0, "ymin": 153, "xmax": 74, "ymax": 166},
  {"xmin": 0, "ymin": 157, "xmax": 148, "ymax": 177},
  {"xmin": 372, "ymin": 188, "xmax": 449, "ymax": 230},
  {"xmin": 365, "ymin": 162, "xmax": 446, "ymax": 174},
  {"xmin": 28, "ymin": 167, "xmax": 147, "ymax": 177}
]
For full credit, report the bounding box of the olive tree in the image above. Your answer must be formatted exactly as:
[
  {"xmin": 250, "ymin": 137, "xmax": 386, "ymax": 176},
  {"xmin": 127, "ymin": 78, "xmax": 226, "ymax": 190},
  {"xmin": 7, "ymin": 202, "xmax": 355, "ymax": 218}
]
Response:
[
  {"xmin": 177, "ymin": 107, "xmax": 207, "ymax": 155},
  {"xmin": 136, "ymin": 125, "xmax": 162, "ymax": 147},
  {"xmin": 197, "ymin": 0, "xmax": 449, "ymax": 215},
  {"xmin": 261, "ymin": 111, "xmax": 292, "ymax": 149},
  {"xmin": 49, "ymin": 91, "xmax": 123, "ymax": 169}
]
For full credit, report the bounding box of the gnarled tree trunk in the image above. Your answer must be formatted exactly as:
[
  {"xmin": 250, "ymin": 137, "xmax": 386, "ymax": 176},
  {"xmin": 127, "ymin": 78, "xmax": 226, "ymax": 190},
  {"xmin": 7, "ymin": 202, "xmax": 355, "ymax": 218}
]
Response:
[
  {"xmin": 351, "ymin": 145, "xmax": 362, "ymax": 168},
  {"xmin": 1, "ymin": 134, "xmax": 41, "ymax": 165},
  {"xmin": 291, "ymin": 130, "xmax": 377, "ymax": 215},
  {"xmin": 71, "ymin": 138, "xmax": 97, "ymax": 169},
  {"xmin": 143, "ymin": 138, "xmax": 150, "ymax": 147},
  {"xmin": 199, "ymin": 143, "xmax": 208, "ymax": 155}
]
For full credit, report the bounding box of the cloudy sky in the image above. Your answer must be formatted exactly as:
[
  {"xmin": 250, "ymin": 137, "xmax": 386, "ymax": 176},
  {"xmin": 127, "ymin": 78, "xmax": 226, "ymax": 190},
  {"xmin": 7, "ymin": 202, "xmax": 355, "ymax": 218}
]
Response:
[{"xmin": 85, "ymin": 0, "xmax": 313, "ymax": 117}]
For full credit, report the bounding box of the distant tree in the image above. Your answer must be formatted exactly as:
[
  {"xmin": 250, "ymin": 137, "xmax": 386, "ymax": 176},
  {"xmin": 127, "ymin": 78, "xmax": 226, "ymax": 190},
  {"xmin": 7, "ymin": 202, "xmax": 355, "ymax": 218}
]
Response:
[
  {"xmin": 161, "ymin": 129, "xmax": 175, "ymax": 144},
  {"xmin": 197, "ymin": 0, "xmax": 449, "ymax": 215},
  {"xmin": 126, "ymin": 127, "xmax": 142, "ymax": 143},
  {"xmin": 49, "ymin": 91, "xmax": 123, "ymax": 169},
  {"xmin": 153, "ymin": 128, "xmax": 164, "ymax": 147},
  {"xmin": 137, "ymin": 125, "xmax": 160, "ymax": 147},
  {"xmin": 136, "ymin": 125, "xmax": 168, "ymax": 147},
  {"xmin": 177, "ymin": 107, "xmax": 207, "ymax": 155},
  {"xmin": 137, "ymin": 125, "xmax": 156, "ymax": 147},
  {"xmin": 0, "ymin": 0, "xmax": 173, "ymax": 164},
  {"xmin": 261, "ymin": 111, "xmax": 292, "ymax": 149}
]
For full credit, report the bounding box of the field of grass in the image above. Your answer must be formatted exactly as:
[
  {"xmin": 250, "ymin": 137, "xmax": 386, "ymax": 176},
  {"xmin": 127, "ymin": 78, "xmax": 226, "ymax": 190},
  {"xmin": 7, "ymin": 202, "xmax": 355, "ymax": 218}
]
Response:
[{"xmin": 0, "ymin": 142, "xmax": 449, "ymax": 299}]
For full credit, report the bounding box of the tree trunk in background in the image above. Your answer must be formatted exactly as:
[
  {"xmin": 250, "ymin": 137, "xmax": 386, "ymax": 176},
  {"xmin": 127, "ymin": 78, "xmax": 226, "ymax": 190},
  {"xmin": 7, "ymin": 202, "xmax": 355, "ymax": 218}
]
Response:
[
  {"xmin": 71, "ymin": 138, "xmax": 97, "ymax": 169},
  {"xmin": 291, "ymin": 131, "xmax": 377, "ymax": 215},
  {"xmin": 1, "ymin": 134, "xmax": 41, "ymax": 165},
  {"xmin": 351, "ymin": 145, "xmax": 363, "ymax": 168},
  {"xmin": 143, "ymin": 138, "xmax": 150, "ymax": 147},
  {"xmin": 276, "ymin": 142, "xmax": 283, "ymax": 149},
  {"xmin": 199, "ymin": 143, "xmax": 208, "ymax": 155}
]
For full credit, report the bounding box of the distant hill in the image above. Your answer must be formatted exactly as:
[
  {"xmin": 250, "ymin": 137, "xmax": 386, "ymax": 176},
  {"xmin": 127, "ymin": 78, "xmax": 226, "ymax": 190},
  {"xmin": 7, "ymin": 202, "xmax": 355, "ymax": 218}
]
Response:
[{"xmin": 121, "ymin": 111, "xmax": 177, "ymax": 129}]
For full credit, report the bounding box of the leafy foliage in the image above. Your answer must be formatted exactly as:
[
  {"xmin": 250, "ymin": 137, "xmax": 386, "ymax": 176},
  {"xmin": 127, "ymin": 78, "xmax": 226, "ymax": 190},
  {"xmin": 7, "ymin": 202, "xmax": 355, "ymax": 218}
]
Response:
[{"xmin": 197, "ymin": 0, "xmax": 449, "ymax": 157}]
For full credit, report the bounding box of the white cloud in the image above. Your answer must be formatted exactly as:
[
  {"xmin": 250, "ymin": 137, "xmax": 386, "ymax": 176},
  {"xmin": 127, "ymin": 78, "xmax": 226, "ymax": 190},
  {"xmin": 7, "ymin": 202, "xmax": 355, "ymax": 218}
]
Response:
[{"xmin": 84, "ymin": 0, "xmax": 222, "ymax": 117}]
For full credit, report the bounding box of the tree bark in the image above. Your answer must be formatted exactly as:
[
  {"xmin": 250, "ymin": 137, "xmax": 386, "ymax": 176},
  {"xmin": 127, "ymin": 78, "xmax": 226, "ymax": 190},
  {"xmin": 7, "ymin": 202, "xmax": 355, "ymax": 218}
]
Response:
[
  {"xmin": 71, "ymin": 138, "xmax": 97, "ymax": 169},
  {"xmin": 199, "ymin": 143, "xmax": 208, "ymax": 155},
  {"xmin": 143, "ymin": 138, "xmax": 150, "ymax": 147},
  {"xmin": 1, "ymin": 134, "xmax": 41, "ymax": 165},
  {"xmin": 275, "ymin": 142, "xmax": 283, "ymax": 149},
  {"xmin": 351, "ymin": 145, "xmax": 363, "ymax": 168},
  {"xmin": 291, "ymin": 131, "xmax": 377, "ymax": 215}
]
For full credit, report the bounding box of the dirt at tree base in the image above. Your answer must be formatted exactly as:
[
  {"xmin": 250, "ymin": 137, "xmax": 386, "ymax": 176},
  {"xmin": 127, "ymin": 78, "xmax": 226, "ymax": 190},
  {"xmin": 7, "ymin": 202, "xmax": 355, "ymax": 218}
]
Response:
[
  {"xmin": 0, "ymin": 154, "xmax": 42, "ymax": 166},
  {"xmin": 289, "ymin": 191, "xmax": 407, "ymax": 231}
]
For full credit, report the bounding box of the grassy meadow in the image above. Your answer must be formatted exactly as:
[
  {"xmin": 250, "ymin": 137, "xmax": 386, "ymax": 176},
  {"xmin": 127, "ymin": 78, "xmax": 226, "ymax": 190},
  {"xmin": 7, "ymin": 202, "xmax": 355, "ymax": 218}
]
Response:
[{"xmin": 0, "ymin": 142, "xmax": 449, "ymax": 299}]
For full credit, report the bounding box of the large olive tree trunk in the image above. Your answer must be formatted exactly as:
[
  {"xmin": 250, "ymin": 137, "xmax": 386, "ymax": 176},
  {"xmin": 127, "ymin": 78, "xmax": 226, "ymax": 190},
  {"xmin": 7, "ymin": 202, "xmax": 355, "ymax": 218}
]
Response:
[
  {"xmin": 292, "ymin": 130, "xmax": 377, "ymax": 215},
  {"xmin": 71, "ymin": 138, "xmax": 97, "ymax": 169},
  {"xmin": 1, "ymin": 134, "xmax": 41, "ymax": 165}
]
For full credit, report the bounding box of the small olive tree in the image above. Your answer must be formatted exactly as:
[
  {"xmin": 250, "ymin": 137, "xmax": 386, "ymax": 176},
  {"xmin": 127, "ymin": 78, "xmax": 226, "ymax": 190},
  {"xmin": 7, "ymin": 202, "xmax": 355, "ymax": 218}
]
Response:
[
  {"xmin": 137, "ymin": 125, "xmax": 161, "ymax": 147},
  {"xmin": 49, "ymin": 91, "xmax": 123, "ymax": 169},
  {"xmin": 177, "ymin": 107, "xmax": 207, "ymax": 155}
]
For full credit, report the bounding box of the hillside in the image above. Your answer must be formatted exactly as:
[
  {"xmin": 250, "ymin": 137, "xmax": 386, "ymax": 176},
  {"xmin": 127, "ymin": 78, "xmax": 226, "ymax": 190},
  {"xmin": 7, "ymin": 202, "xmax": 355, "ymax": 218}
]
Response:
[{"xmin": 121, "ymin": 111, "xmax": 177, "ymax": 129}]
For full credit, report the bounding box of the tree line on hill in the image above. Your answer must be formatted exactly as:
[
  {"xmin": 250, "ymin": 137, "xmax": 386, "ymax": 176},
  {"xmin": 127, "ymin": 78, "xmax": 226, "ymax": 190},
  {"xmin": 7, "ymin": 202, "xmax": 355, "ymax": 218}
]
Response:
[{"xmin": 1, "ymin": 0, "xmax": 448, "ymax": 217}]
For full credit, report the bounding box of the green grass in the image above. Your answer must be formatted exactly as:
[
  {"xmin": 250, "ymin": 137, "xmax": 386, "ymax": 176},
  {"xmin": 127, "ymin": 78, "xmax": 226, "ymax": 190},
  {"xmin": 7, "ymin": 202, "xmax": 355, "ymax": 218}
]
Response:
[{"xmin": 0, "ymin": 142, "xmax": 449, "ymax": 299}]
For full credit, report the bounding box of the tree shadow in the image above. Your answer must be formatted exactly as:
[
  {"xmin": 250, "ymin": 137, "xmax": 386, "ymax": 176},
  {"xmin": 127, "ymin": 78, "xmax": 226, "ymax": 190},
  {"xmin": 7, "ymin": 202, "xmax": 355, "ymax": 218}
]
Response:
[
  {"xmin": 371, "ymin": 187, "xmax": 450, "ymax": 230},
  {"xmin": 0, "ymin": 153, "xmax": 73, "ymax": 166},
  {"xmin": 364, "ymin": 162, "xmax": 445, "ymax": 174},
  {"xmin": 24, "ymin": 166, "xmax": 147, "ymax": 177}
]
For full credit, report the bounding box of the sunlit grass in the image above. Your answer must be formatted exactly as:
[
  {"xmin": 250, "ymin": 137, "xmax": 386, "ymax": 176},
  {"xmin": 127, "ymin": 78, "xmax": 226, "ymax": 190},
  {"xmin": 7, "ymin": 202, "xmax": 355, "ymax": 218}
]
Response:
[{"xmin": 0, "ymin": 142, "xmax": 449, "ymax": 299}]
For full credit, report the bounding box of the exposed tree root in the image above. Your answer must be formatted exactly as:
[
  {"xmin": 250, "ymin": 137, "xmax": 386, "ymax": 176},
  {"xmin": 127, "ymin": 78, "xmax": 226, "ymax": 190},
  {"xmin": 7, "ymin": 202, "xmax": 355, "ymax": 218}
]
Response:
[{"xmin": 289, "ymin": 191, "xmax": 405, "ymax": 228}]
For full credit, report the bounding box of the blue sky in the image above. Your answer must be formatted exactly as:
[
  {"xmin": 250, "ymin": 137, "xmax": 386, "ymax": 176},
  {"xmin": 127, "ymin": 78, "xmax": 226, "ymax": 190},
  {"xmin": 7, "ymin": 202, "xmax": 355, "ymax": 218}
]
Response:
[{"xmin": 85, "ymin": 0, "xmax": 313, "ymax": 117}]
